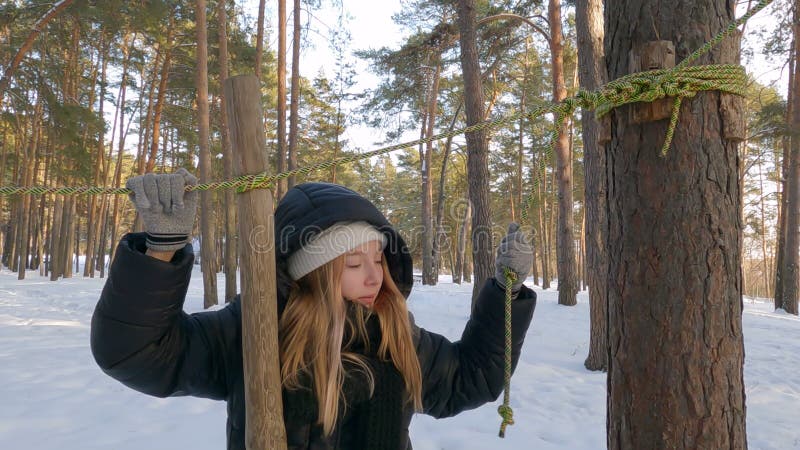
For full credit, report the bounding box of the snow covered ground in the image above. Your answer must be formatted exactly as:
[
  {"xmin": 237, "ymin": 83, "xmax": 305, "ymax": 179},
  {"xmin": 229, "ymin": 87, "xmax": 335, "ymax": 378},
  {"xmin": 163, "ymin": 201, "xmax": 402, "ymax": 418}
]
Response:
[{"xmin": 1, "ymin": 265, "xmax": 798, "ymax": 449}]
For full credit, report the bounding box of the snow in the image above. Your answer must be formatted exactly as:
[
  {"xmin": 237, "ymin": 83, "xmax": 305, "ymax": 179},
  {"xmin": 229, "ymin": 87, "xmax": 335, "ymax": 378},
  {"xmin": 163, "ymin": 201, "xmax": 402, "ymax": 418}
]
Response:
[{"xmin": 1, "ymin": 266, "xmax": 799, "ymax": 449}]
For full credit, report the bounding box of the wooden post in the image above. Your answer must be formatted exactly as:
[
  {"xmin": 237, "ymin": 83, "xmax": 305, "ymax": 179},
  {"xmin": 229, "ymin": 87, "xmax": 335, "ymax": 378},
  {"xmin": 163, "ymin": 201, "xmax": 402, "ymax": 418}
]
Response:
[
  {"xmin": 223, "ymin": 75, "xmax": 287, "ymax": 450},
  {"xmin": 629, "ymin": 40, "xmax": 675, "ymax": 123}
]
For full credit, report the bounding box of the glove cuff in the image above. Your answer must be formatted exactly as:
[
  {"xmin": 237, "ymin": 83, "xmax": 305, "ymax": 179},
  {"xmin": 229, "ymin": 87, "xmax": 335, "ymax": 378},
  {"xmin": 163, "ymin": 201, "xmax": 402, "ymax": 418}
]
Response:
[{"xmin": 145, "ymin": 232, "xmax": 189, "ymax": 252}]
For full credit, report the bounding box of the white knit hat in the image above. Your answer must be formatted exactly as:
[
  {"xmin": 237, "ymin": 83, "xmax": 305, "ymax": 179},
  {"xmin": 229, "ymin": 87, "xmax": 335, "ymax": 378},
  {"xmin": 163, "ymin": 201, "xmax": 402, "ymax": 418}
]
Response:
[{"xmin": 287, "ymin": 221, "xmax": 388, "ymax": 280}]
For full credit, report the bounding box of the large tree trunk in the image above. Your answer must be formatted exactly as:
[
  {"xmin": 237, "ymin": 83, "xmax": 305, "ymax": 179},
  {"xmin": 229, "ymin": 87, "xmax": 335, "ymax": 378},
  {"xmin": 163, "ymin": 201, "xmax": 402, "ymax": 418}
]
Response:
[
  {"xmin": 605, "ymin": 1, "xmax": 747, "ymax": 447},
  {"xmin": 782, "ymin": 2, "xmax": 800, "ymax": 314},
  {"xmin": 549, "ymin": 0, "xmax": 577, "ymax": 306},
  {"xmin": 576, "ymin": 0, "xmax": 608, "ymax": 372},
  {"xmin": 276, "ymin": 0, "xmax": 287, "ymax": 199},
  {"xmin": 456, "ymin": 0, "xmax": 494, "ymax": 307},
  {"xmin": 196, "ymin": 0, "xmax": 219, "ymax": 308},
  {"xmin": 218, "ymin": 0, "xmax": 238, "ymax": 301},
  {"xmin": 287, "ymin": 0, "xmax": 301, "ymax": 189}
]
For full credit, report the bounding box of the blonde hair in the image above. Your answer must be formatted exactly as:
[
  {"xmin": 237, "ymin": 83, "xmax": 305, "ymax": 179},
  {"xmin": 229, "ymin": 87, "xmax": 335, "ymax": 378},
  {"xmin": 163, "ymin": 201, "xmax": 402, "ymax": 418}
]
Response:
[{"xmin": 279, "ymin": 255, "xmax": 422, "ymax": 435}]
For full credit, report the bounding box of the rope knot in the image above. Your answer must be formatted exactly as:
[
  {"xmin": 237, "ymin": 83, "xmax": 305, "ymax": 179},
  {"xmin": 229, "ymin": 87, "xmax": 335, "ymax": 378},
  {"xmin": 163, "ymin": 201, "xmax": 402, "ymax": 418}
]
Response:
[
  {"xmin": 235, "ymin": 173, "xmax": 273, "ymax": 194},
  {"xmin": 497, "ymin": 404, "xmax": 515, "ymax": 437},
  {"xmin": 560, "ymin": 97, "xmax": 578, "ymax": 117},
  {"xmin": 503, "ymin": 267, "xmax": 518, "ymax": 284}
]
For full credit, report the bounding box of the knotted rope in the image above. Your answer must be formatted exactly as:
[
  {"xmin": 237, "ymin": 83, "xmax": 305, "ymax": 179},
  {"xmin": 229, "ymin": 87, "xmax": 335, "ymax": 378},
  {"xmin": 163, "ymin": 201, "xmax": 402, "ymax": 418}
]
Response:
[{"xmin": 498, "ymin": 267, "xmax": 518, "ymax": 438}]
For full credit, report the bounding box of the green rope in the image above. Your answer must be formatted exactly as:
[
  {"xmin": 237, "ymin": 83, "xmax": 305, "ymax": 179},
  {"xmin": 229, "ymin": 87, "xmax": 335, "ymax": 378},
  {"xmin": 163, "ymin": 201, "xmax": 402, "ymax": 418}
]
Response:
[
  {"xmin": 498, "ymin": 267, "xmax": 517, "ymax": 438},
  {"xmin": 516, "ymin": 0, "xmax": 773, "ymax": 224},
  {"xmin": 0, "ymin": 64, "xmax": 748, "ymax": 198},
  {"xmin": 0, "ymin": 111, "xmax": 530, "ymax": 197}
]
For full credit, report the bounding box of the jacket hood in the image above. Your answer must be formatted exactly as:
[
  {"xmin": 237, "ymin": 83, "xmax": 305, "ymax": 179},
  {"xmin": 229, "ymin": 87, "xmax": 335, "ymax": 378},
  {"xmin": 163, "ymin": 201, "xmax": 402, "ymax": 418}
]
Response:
[{"xmin": 274, "ymin": 182, "xmax": 414, "ymax": 303}]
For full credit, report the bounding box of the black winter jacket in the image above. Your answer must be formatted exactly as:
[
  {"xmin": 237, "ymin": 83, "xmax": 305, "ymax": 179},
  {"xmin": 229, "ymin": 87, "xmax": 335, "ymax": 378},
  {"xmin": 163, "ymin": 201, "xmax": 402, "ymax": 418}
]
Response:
[{"xmin": 91, "ymin": 183, "xmax": 536, "ymax": 450}]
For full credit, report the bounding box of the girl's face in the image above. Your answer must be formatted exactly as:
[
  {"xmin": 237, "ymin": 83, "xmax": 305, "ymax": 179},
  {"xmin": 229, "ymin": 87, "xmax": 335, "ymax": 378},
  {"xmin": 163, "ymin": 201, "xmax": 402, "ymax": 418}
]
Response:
[{"xmin": 340, "ymin": 240, "xmax": 384, "ymax": 308}]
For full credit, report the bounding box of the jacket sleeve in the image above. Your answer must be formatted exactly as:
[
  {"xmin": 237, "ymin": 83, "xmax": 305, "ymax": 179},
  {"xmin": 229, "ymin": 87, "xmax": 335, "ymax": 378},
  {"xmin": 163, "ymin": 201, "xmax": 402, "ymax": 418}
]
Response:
[
  {"xmin": 414, "ymin": 278, "xmax": 536, "ymax": 418},
  {"xmin": 90, "ymin": 233, "xmax": 241, "ymax": 400}
]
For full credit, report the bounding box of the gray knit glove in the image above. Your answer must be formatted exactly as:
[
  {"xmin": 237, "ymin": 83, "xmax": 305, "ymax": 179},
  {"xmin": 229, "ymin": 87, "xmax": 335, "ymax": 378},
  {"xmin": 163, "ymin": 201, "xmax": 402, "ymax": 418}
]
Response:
[
  {"xmin": 494, "ymin": 223, "xmax": 534, "ymax": 293},
  {"xmin": 126, "ymin": 168, "xmax": 198, "ymax": 251}
]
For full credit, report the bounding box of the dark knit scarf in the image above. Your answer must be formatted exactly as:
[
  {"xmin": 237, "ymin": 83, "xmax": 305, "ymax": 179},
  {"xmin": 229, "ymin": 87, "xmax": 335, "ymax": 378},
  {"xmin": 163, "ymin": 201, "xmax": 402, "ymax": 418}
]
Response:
[{"xmin": 282, "ymin": 305, "xmax": 406, "ymax": 450}]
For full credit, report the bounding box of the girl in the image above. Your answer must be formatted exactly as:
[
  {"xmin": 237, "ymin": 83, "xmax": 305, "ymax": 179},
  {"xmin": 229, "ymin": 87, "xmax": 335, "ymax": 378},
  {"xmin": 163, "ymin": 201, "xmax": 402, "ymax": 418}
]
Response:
[{"xmin": 91, "ymin": 170, "xmax": 536, "ymax": 450}]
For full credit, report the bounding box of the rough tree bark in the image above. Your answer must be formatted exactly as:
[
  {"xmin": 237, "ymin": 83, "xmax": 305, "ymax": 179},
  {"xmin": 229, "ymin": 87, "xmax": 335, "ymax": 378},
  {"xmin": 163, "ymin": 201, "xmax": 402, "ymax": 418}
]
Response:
[{"xmin": 605, "ymin": 0, "xmax": 747, "ymax": 447}]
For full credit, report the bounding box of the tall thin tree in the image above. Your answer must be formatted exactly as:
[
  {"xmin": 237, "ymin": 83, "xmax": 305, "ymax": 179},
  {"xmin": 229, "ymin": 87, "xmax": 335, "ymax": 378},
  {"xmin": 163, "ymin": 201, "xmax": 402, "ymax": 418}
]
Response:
[
  {"xmin": 277, "ymin": 0, "xmax": 288, "ymax": 198},
  {"xmin": 456, "ymin": 0, "xmax": 494, "ymax": 306},
  {"xmin": 196, "ymin": 0, "xmax": 219, "ymax": 308},
  {"xmin": 287, "ymin": 0, "xmax": 301, "ymax": 189},
  {"xmin": 549, "ymin": 0, "xmax": 578, "ymax": 306},
  {"xmin": 255, "ymin": 0, "xmax": 265, "ymax": 80},
  {"xmin": 576, "ymin": 0, "xmax": 608, "ymax": 371},
  {"xmin": 219, "ymin": 0, "xmax": 238, "ymax": 301},
  {"xmin": 146, "ymin": 16, "xmax": 175, "ymax": 173},
  {"xmin": 775, "ymin": 43, "xmax": 794, "ymax": 309},
  {"xmin": 421, "ymin": 60, "xmax": 442, "ymax": 285},
  {"xmin": 781, "ymin": 0, "xmax": 800, "ymax": 315}
]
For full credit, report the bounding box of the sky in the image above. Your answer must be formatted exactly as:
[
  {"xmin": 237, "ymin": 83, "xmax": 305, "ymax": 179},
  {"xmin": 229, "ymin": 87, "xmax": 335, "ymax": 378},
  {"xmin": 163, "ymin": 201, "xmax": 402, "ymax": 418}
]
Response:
[{"xmin": 239, "ymin": 0, "xmax": 408, "ymax": 151}]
